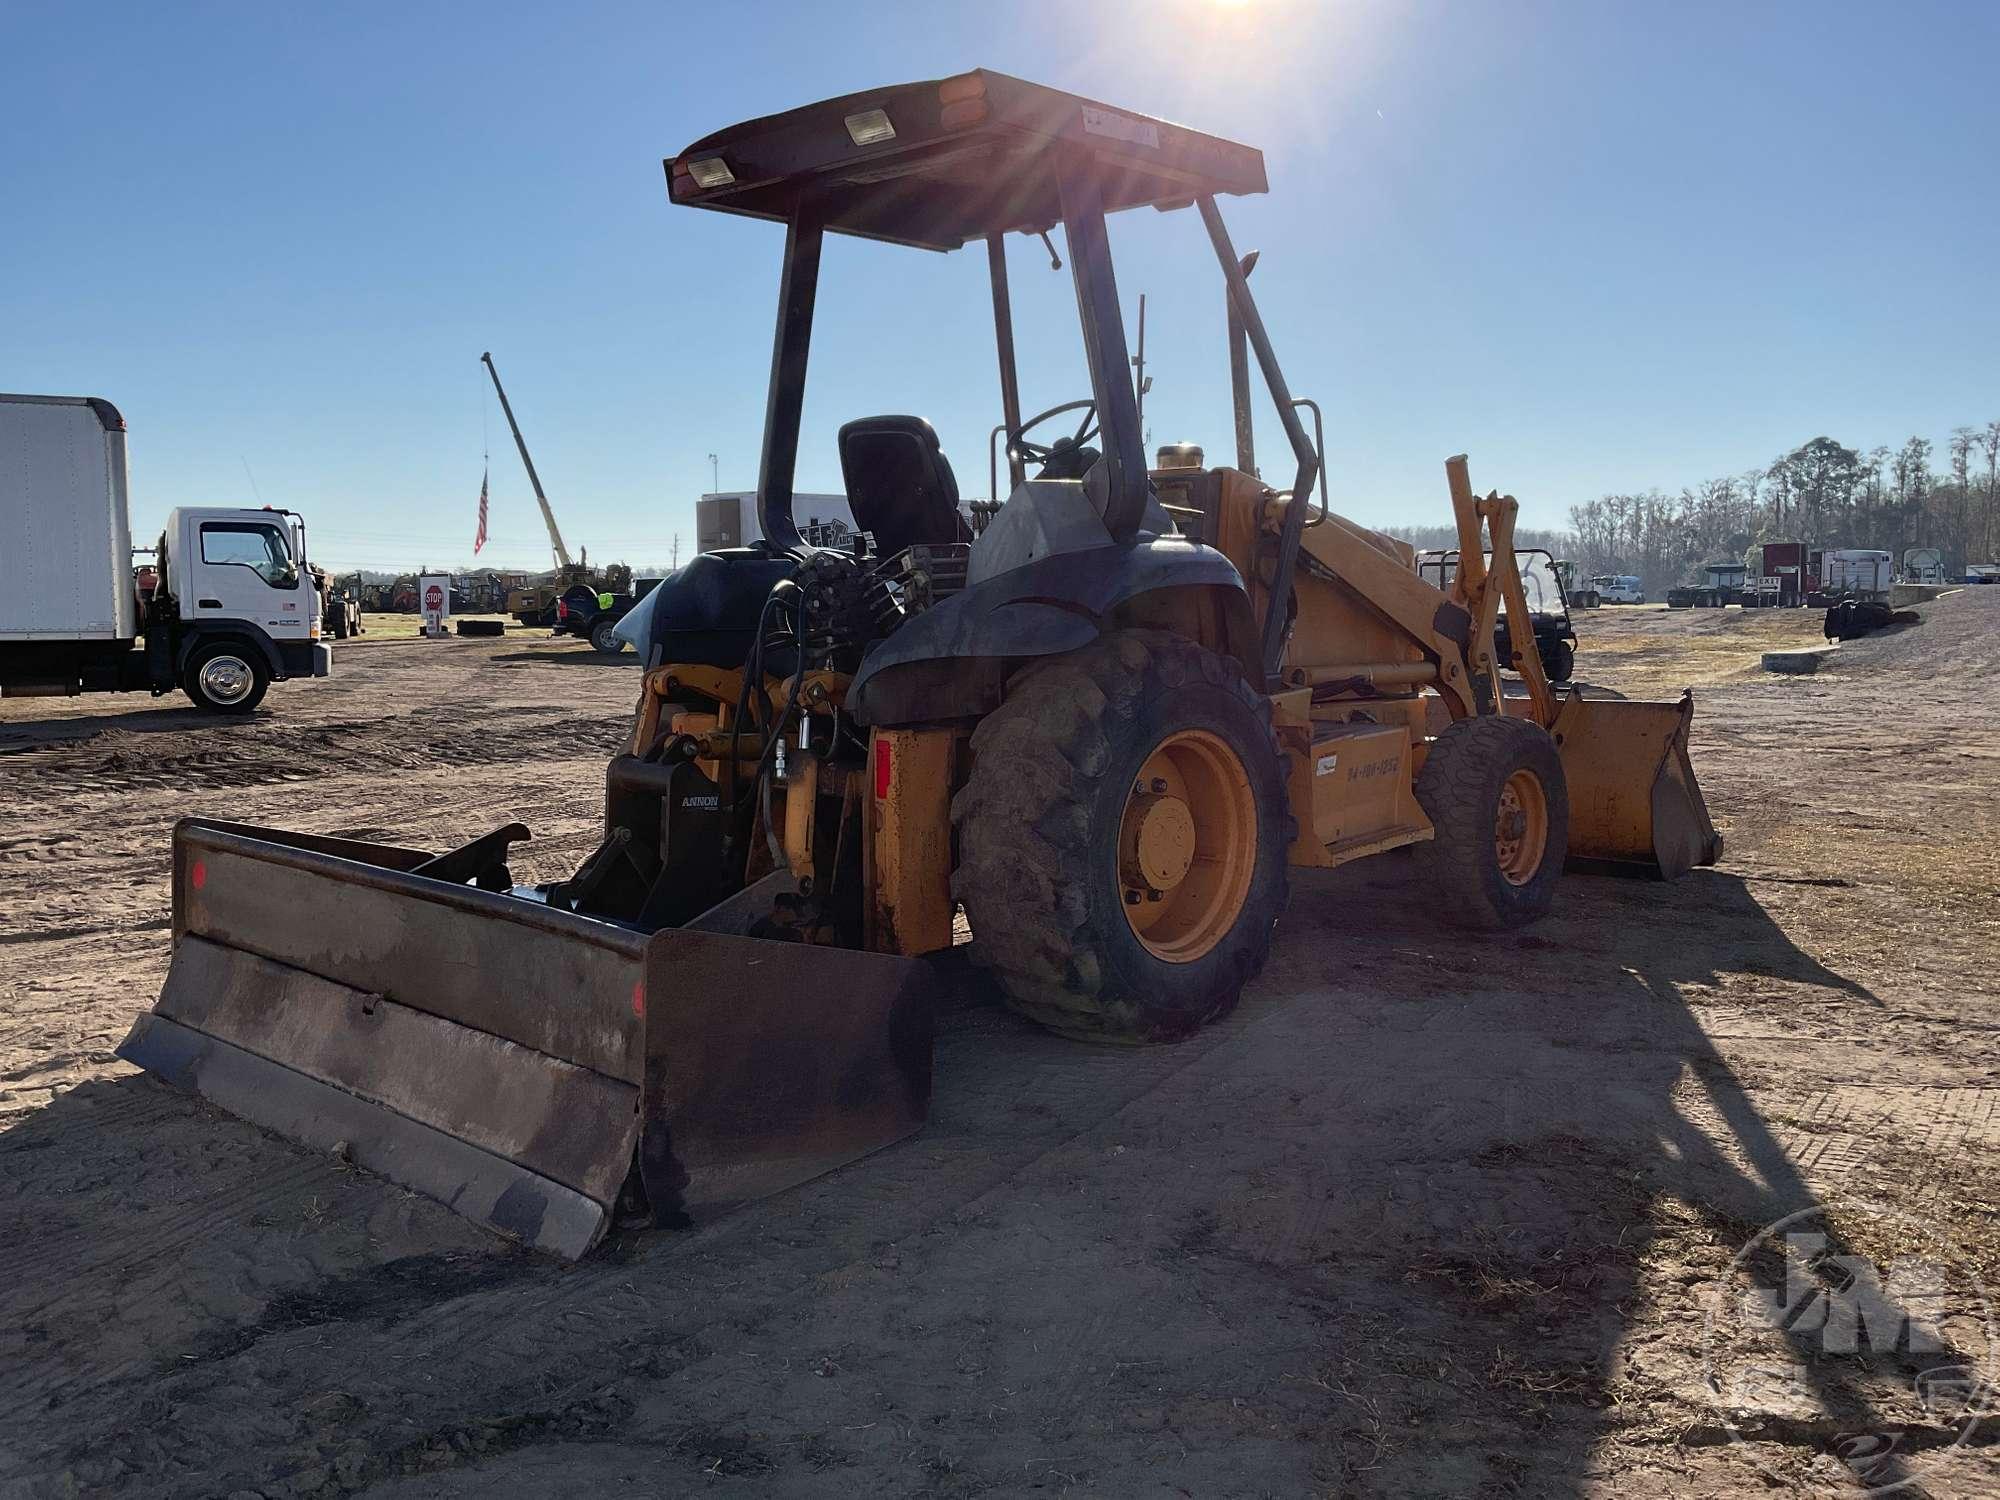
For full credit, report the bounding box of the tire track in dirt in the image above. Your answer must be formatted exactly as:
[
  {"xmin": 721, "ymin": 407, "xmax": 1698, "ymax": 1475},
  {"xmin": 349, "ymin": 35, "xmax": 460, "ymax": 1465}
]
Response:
[{"xmin": 0, "ymin": 710, "xmax": 627, "ymax": 797}]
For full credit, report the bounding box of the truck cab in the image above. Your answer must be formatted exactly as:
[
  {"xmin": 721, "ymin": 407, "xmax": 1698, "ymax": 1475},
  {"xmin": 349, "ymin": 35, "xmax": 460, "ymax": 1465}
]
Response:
[
  {"xmin": 1666, "ymin": 562, "xmax": 1749, "ymax": 609},
  {"xmin": 152, "ymin": 507, "xmax": 328, "ymax": 710}
]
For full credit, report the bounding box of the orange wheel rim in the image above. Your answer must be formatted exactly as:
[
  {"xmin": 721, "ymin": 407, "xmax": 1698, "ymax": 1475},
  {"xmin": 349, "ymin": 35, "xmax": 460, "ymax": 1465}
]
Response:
[
  {"xmin": 1117, "ymin": 729, "xmax": 1256, "ymax": 962},
  {"xmin": 1494, "ymin": 769, "xmax": 1549, "ymax": 885}
]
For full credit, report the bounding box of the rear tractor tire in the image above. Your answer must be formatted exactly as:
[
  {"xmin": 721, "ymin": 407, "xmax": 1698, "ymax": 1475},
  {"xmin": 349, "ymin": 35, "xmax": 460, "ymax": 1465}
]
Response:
[
  {"xmin": 952, "ymin": 629, "xmax": 1293, "ymax": 1043},
  {"xmin": 1414, "ymin": 714, "xmax": 1568, "ymax": 930},
  {"xmin": 1543, "ymin": 638, "xmax": 1576, "ymax": 684}
]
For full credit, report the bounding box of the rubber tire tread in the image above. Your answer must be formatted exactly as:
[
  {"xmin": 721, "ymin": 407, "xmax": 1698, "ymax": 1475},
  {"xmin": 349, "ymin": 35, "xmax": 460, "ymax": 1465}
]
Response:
[
  {"xmin": 1544, "ymin": 638, "xmax": 1576, "ymax": 684},
  {"xmin": 1413, "ymin": 714, "xmax": 1568, "ymax": 931},
  {"xmin": 951, "ymin": 629, "xmax": 1293, "ymax": 1043}
]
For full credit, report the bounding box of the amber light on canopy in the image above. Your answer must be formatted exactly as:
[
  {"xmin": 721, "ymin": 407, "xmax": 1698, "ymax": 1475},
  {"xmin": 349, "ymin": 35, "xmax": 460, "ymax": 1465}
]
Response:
[{"xmin": 938, "ymin": 72, "xmax": 988, "ymax": 130}]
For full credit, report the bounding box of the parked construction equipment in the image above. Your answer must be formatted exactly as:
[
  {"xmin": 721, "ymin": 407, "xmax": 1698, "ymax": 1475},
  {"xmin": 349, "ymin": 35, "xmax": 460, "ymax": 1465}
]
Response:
[
  {"xmin": 481, "ymin": 352, "xmax": 575, "ymax": 572},
  {"xmin": 120, "ymin": 72, "xmax": 1720, "ymax": 1258}
]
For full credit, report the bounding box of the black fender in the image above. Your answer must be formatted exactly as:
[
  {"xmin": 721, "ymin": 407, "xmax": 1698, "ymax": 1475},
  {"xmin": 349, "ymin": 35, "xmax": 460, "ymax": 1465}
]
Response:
[
  {"xmin": 850, "ymin": 538, "xmax": 1257, "ymax": 726},
  {"xmin": 175, "ymin": 622, "xmax": 287, "ymax": 682}
]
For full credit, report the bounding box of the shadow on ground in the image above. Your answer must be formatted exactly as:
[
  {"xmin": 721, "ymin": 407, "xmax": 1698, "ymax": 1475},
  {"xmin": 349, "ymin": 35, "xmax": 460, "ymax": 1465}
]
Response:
[
  {"xmin": 0, "ymin": 865, "xmax": 1969, "ymax": 1498},
  {"xmin": 487, "ymin": 649, "xmax": 641, "ymax": 669},
  {"xmin": 0, "ymin": 701, "xmax": 261, "ymax": 749}
]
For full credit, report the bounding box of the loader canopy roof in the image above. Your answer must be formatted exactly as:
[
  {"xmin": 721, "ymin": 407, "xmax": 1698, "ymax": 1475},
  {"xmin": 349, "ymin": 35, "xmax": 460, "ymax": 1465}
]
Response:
[{"xmin": 665, "ymin": 70, "xmax": 1268, "ymax": 251}]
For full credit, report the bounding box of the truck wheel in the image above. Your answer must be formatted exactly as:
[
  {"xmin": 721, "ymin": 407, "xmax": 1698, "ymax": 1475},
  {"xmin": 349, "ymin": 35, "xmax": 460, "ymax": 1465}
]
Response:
[
  {"xmin": 183, "ymin": 641, "xmax": 270, "ymax": 714},
  {"xmin": 590, "ymin": 617, "xmax": 625, "ymax": 653},
  {"xmin": 1544, "ymin": 638, "xmax": 1576, "ymax": 683},
  {"xmin": 952, "ymin": 629, "xmax": 1294, "ymax": 1043},
  {"xmin": 1415, "ymin": 715, "xmax": 1568, "ymax": 930}
]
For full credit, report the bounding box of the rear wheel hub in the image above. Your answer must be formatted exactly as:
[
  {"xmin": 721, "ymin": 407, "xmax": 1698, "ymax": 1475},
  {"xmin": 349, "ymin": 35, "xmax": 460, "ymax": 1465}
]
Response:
[
  {"xmin": 1122, "ymin": 792, "xmax": 1195, "ymax": 894},
  {"xmin": 1494, "ymin": 769, "xmax": 1549, "ymax": 885},
  {"xmin": 1117, "ymin": 728, "xmax": 1256, "ymax": 962}
]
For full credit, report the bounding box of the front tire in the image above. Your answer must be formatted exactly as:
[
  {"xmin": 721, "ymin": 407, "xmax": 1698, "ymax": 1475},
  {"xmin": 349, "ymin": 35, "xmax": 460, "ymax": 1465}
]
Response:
[
  {"xmin": 590, "ymin": 617, "xmax": 625, "ymax": 653},
  {"xmin": 183, "ymin": 641, "xmax": 270, "ymax": 715},
  {"xmin": 1544, "ymin": 638, "xmax": 1576, "ymax": 683},
  {"xmin": 1414, "ymin": 715, "xmax": 1567, "ymax": 930},
  {"xmin": 952, "ymin": 629, "xmax": 1293, "ymax": 1042}
]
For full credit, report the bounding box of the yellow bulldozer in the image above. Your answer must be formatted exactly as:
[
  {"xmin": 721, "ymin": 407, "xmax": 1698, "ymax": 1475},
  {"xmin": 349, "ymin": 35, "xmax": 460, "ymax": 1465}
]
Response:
[{"xmin": 119, "ymin": 72, "xmax": 1718, "ymax": 1258}]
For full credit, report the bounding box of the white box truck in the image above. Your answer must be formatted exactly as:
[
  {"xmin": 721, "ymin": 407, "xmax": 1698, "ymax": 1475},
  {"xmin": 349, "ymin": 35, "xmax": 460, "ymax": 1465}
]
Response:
[{"xmin": 0, "ymin": 393, "xmax": 330, "ymax": 713}]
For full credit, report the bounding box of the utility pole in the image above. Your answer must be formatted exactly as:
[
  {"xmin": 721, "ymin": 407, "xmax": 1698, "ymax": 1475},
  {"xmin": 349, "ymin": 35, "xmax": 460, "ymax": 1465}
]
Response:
[
  {"xmin": 707, "ymin": 452, "xmax": 719, "ymax": 492},
  {"xmin": 671, "ymin": 532, "xmax": 681, "ymax": 569},
  {"xmin": 1130, "ymin": 294, "xmax": 1153, "ymax": 451}
]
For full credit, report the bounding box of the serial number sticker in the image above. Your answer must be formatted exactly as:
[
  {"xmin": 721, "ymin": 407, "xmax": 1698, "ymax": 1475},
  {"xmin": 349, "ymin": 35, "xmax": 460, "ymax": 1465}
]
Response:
[
  {"xmin": 1315, "ymin": 753, "xmax": 1340, "ymax": 776},
  {"xmin": 1081, "ymin": 106, "xmax": 1159, "ymax": 148}
]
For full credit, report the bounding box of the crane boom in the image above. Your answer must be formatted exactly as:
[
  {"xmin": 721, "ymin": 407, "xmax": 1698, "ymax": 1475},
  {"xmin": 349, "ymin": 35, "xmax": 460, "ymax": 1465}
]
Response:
[{"xmin": 481, "ymin": 352, "xmax": 573, "ymax": 570}]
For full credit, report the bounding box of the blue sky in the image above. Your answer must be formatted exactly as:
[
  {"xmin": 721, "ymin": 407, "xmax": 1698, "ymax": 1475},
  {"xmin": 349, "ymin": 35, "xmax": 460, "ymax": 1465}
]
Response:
[{"xmin": 4, "ymin": 0, "xmax": 1995, "ymax": 573}]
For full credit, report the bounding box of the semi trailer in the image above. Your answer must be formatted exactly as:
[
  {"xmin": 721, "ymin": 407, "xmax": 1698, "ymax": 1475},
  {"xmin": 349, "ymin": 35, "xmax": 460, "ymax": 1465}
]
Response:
[{"xmin": 0, "ymin": 394, "xmax": 329, "ymax": 713}]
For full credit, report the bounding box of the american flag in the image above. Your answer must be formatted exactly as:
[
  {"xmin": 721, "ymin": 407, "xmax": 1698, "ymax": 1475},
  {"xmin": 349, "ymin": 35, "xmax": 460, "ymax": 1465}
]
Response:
[{"xmin": 473, "ymin": 465, "xmax": 489, "ymax": 555}]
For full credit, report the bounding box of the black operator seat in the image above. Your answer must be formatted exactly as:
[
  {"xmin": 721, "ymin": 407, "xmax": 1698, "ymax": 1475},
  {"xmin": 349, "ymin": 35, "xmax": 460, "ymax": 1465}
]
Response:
[{"xmin": 837, "ymin": 415, "xmax": 973, "ymax": 559}]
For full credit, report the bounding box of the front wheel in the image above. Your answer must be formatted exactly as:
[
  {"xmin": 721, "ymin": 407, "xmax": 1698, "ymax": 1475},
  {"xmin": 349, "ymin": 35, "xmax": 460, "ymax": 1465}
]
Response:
[
  {"xmin": 1414, "ymin": 715, "xmax": 1568, "ymax": 930},
  {"xmin": 953, "ymin": 629, "xmax": 1294, "ymax": 1042},
  {"xmin": 183, "ymin": 641, "xmax": 270, "ymax": 714},
  {"xmin": 589, "ymin": 617, "xmax": 625, "ymax": 653},
  {"xmin": 1543, "ymin": 638, "xmax": 1576, "ymax": 683}
]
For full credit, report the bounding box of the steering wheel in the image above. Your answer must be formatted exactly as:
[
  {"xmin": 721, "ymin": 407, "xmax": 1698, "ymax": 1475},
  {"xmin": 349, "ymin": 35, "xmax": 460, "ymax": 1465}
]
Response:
[{"xmin": 1008, "ymin": 399, "xmax": 1099, "ymax": 468}]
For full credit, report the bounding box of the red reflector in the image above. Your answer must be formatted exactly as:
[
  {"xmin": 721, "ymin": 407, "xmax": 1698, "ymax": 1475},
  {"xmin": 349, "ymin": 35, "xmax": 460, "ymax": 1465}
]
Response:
[
  {"xmin": 874, "ymin": 739, "xmax": 893, "ymax": 800},
  {"xmin": 190, "ymin": 859, "xmax": 207, "ymax": 891},
  {"xmin": 631, "ymin": 980, "xmax": 645, "ymax": 1020},
  {"xmin": 938, "ymin": 72, "xmax": 987, "ymax": 104}
]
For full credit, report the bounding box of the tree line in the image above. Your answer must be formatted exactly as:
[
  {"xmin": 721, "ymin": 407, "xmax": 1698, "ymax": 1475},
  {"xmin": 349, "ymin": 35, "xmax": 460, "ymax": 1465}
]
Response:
[
  {"xmin": 1561, "ymin": 424, "xmax": 2000, "ymax": 592},
  {"xmin": 1387, "ymin": 424, "xmax": 1999, "ymax": 592}
]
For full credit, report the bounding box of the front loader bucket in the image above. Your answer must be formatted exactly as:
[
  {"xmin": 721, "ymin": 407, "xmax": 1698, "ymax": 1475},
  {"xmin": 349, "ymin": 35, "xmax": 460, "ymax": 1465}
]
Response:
[
  {"xmin": 1550, "ymin": 691, "xmax": 1722, "ymax": 879},
  {"xmin": 117, "ymin": 819, "xmax": 930, "ymax": 1259}
]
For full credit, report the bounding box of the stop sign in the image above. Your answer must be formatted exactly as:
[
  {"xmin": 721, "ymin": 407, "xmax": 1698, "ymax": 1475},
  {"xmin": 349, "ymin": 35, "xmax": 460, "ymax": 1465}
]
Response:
[{"xmin": 425, "ymin": 584, "xmax": 444, "ymax": 611}]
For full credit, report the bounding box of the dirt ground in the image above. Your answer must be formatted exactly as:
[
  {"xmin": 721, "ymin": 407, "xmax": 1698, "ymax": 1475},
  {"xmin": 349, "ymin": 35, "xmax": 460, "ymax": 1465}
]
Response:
[{"xmin": 2, "ymin": 595, "xmax": 1997, "ymax": 1499}]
